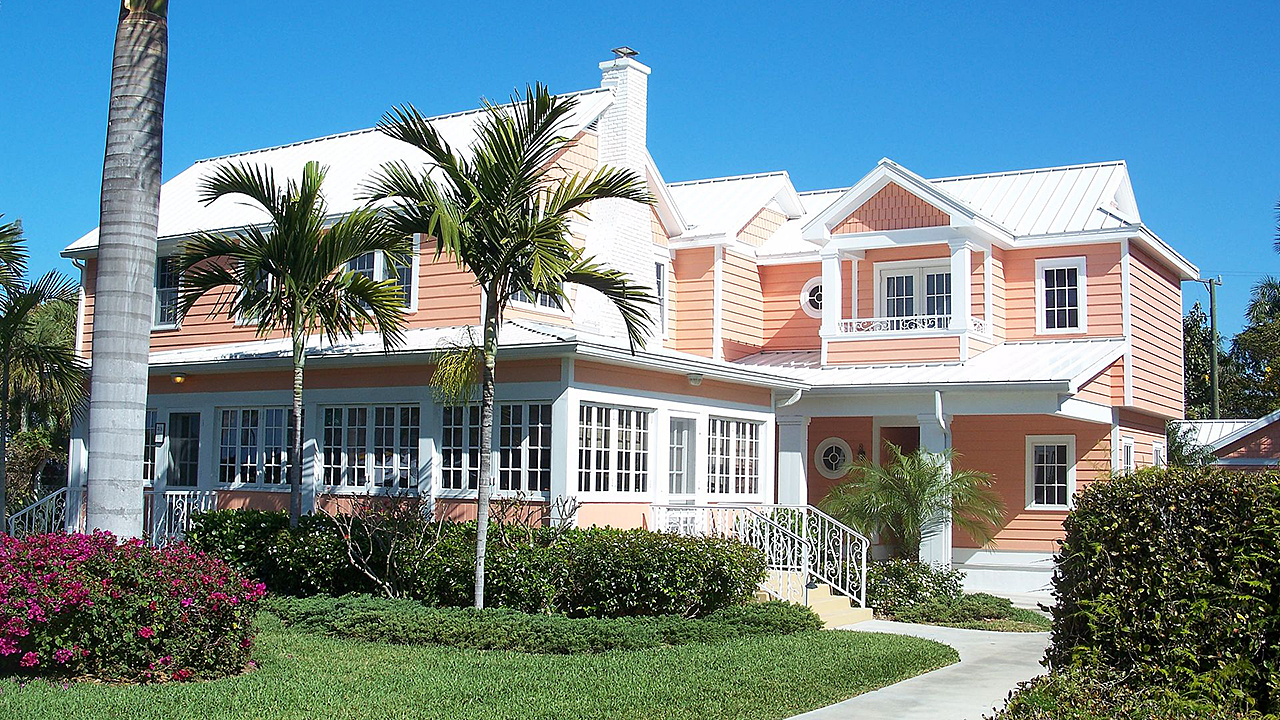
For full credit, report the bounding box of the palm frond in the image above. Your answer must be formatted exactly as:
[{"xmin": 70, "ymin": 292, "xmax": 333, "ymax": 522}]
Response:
[
  {"xmin": 0, "ymin": 215, "xmax": 29, "ymax": 288},
  {"xmin": 564, "ymin": 258, "xmax": 656, "ymax": 350}
]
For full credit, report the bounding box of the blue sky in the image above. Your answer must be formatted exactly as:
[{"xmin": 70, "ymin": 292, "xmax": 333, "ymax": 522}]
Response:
[{"xmin": 1, "ymin": 0, "xmax": 1276, "ymax": 334}]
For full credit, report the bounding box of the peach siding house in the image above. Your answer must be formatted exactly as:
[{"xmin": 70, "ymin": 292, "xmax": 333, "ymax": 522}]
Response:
[
  {"xmin": 60, "ymin": 53, "xmax": 1198, "ymax": 596},
  {"xmin": 1178, "ymin": 410, "xmax": 1280, "ymax": 470}
]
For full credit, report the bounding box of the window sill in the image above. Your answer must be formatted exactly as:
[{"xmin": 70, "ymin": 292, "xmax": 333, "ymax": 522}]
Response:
[{"xmin": 1024, "ymin": 504, "xmax": 1071, "ymax": 512}]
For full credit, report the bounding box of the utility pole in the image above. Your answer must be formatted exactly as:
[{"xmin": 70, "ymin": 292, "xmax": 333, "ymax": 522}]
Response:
[{"xmin": 1194, "ymin": 276, "xmax": 1224, "ymax": 418}]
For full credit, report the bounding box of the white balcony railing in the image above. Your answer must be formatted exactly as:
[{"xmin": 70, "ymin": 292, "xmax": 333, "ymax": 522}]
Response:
[{"xmin": 836, "ymin": 314, "xmax": 991, "ymax": 336}]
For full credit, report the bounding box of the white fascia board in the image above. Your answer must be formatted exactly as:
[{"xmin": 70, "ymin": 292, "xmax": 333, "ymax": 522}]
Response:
[
  {"xmin": 1012, "ymin": 225, "xmax": 1198, "ymax": 281},
  {"xmin": 1057, "ymin": 397, "xmax": 1116, "ymax": 425},
  {"xmin": 823, "ymin": 226, "xmax": 961, "ymax": 254},
  {"xmin": 1132, "ymin": 226, "xmax": 1199, "ymax": 280},
  {"xmin": 756, "ymin": 251, "xmax": 822, "ymax": 266},
  {"xmin": 1207, "ymin": 408, "xmax": 1280, "ymax": 452},
  {"xmin": 571, "ymin": 341, "xmax": 809, "ymax": 391},
  {"xmin": 645, "ymin": 151, "xmax": 689, "ymax": 238},
  {"xmin": 802, "ymin": 379, "xmax": 1071, "ymax": 396}
]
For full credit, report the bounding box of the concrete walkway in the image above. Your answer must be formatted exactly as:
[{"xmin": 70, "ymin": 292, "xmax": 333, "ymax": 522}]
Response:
[{"xmin": 790, "ymin": 621, "xmax": 1050, "ymax": 720}]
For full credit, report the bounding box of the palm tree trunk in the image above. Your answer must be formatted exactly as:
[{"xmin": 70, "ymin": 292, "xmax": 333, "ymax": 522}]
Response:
[
  {"xmin": 473, "ymin": 289, "xmax": 500, "ymax": 609},
  {"xmin": 0, "ymin": 353, "xmax": 10, "ymax": 530},
  {"xmin": 85, "ymin": 2, "xmax": 168, "ymax": 538},
  {"xmin": 289, "ymin": 332, "xmax": 305, "ymax": 529}
]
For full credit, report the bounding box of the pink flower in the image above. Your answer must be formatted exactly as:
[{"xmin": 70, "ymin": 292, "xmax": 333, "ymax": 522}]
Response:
[
  {"xmin": 137, "ymin": 626, "xmax": 154, "ymax": 639},
  {"xmin": 53, "ymin": 648, "xmax": 74, "ymax": 664},
  {"xmin": 19, "ymin": 651, "xmax": 38, "ymax": 667},
  {"xmin": 0, "ymin": 637, "xmax": 17, "ymax": 656}
]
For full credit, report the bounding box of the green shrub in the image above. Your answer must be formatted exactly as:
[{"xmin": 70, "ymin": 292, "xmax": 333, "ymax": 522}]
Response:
[
  {"xmin": 988, "ymin": 669, "xmax": 1265, "ymax": 720},
  {"xmin": 1049, "ymin": 467, "xmax": 1280, "ymax": 713},
  {"xmin": 894, "ymin": 592, "xmax": 1049, "ymax": 631},
  {"xmin": 189, "ymin": 510, "xmax": 767, "ymax": 618},
  {"xmin": 265, "ymin": 594, "xmax": 822, "ymax": 654},
  {"xmin": 866, "ymin": 558, "xmax": 964, "ymax": 614}
]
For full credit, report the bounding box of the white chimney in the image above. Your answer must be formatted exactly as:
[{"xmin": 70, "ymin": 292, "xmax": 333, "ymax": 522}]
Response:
[{"xmin": 578, "ymin": 49, "xmax": 656, "ymax": 343}]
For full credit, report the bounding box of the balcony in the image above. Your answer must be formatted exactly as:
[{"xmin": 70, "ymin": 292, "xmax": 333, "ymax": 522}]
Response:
[{"xmin": 837, "ymin": 314, "xmax": 991, "ymax": 337}]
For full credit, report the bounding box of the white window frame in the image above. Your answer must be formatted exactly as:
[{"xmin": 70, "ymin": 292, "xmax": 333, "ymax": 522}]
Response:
[
  {"xmin": 216, "ymin": 406, "xmax": 295, "ymax": 489},
  {"xmin": 1034, "ymin": 256, "xmax": 1088, "ymax": 335},
  {"xmin": 439, "ymin": 404, "xmax": 482, "ymax": 496},
  {"xmin": 873, "ymin": 260, "xmax": 952, "ymax": 319},
  {"xmin": 345, "ymin": 236, "xmax": 420, "ymax": 312},
  {"xmin": 497, "ymin": 402, "xmax": 554, "ymax": 495},
  {"xmin": 576, "ymin": 402, "xmax": 654, "ymax": 498},
  {"xmin": 1120, "ymin": 436, "xmax": 1135, "ymax": 475},
  {"xmin": 813, "ymin": 437, "xmax": 853, "ymax": 480},
  {"xmin": 800, "ymin": 276, "xmax": 823, "ymax": 319},
  {"xmin": 654, "ymin": 261, "xmax": 669, "ymax": 336},
  {"xmin": 153, "ymin": 255, "xmax": 181, "ymax": 330},
  {"xmin": 1025, "ymin": 434, "xmax": 1076, "ymax": 511},
  {"xmin": 511, "ymin": 283, "xmax": 567, "ymax": 315},
  {"xmin": 707, "ymin": 416, "xmax": 764, "ymax": 498},
  {"xmin": 143, "ymin": 409, "xmax": 158, "ymax": 485},
  {"xmin": 319, "ymin": 403, "xmax": 421, "ymax": 494},
  {"xmin": 1153, "ymin": 440, "xmax": 1167, "ymax": 468}
]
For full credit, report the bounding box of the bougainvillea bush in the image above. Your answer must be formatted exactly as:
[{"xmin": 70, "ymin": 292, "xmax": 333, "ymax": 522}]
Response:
[{"xmin": 0, "ymin": 531, "xmax": 265, "ymax": 682}]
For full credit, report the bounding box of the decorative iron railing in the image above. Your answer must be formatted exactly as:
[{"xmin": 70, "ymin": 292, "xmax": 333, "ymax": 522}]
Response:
[
  {"xmin": 7, "ymin": 487, "xmax": 74, "ymax": 537},
  {"xmin": 836, "ymin": 314, "xmax": 991, "ymax": 337},
  {"xmin": 143, "ymin": 489, "xmax": 218, "ymax": 547},
  {"xmin": 652, "ymin": 503, "xmax": 870, "ymax": 608}
]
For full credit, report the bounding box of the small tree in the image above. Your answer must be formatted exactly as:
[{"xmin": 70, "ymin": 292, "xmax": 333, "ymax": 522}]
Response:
[
  {"xmin": 820, "ymin": 442, "xmax": 1005, "ymax": 559},
  {"xmin": 176, "ymin": 161, "xmax": 412, "ymax": 527},
  {"xmin": 1165, "ymin": 421, "xmax": 1216, "ymax": 468}
]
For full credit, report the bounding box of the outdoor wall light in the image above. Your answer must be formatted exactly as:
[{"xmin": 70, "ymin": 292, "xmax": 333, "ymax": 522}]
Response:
[
  {"xmin": 686, "ymin": 373, "xmax": 703, "ymax": 386},
  {"xmin": 170, "ymin": 372, "xmax": 187, "ymax": 384}
]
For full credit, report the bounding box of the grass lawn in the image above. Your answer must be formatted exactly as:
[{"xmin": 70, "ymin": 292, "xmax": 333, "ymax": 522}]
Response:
[{"xmin": 0, "ymin": 614, "xmax": 956, "ymax": 720}]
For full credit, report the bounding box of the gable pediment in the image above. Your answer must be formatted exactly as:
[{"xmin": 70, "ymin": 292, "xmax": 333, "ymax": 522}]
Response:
[{"xmin": 832, "ymin": 182, "xmax": 950, "ymax": 234}]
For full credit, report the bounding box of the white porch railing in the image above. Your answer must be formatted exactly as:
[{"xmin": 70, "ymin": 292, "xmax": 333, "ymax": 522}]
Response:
[
  {"xmin": 143, "ymin": 489, "xmax": 218, "ymax": 547},
  {"xmin": 839, "ymin": 314, "xmax": 954, "ymax": 334},
  {"xmin": 7, "ymin": 487, "xmax": 75, "ymax": 537},
  {"xmin": 652, "ymin": 503, "xmax": 870, "ymax": 608}
]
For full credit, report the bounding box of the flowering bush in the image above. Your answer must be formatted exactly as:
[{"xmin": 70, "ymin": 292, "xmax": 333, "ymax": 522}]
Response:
[{"xmin": 0, "ymin": 531, "xmax": 265, "ymax": 682}]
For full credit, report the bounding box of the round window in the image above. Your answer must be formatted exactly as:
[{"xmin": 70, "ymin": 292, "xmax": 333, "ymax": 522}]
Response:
[
  {"xmin": 814, "ymin": 438, "xmax": 853, "ymax": 480},
  {"xmin": 800, "ymin": 277, "xmax": 823, "ymax": 319}
]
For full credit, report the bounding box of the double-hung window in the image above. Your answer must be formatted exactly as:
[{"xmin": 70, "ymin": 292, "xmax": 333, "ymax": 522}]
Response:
[
  {"xmin": 654, "ymin": 262, "xmax": 667, "ymax": 334},
  {"xmin": 1035, "ymin": 257, "xmax": 1087, "ymax": 334},
  {"xmin": 877, "ymin": 263, "xmax": 952, "ymax": 329},
  {"xmin": 577, "ymin": 403, "xmax": 651, "ymax": 494},
  {"xmin": 346, "ymin": 240, "xmax": 417, "ymax": 310},
  {"xmin": 154, "ymin": 256, "xmax": 181, "ymax": 328},
  {"xmin": 143, "ymin": 410, "xmax": 158, "ymax": 483},
  {"xmin": 1153, "ymin": 441, "xmax": 1167, "ymax": 468},
  {"xmin": 1120, "ymin": 437, "xmax": 1136, "ymax": 475},
  {"xmin": 707, "ymin": 418, "xmax": 762, "ymax": 496},
  {"xmin": 1026, "ymin": 435, "xmax": 1075, "ymax": 509},
  {"xmin": 321, "ymin": 404, "xmax": 420, "ymax": 490},
  {"xmin": 218, "ymin": 407, "xmax": 296, "ymax": 486},
  {"xmin": 511, "ymin": 285, "xmax": 563, "ymax": 311}
]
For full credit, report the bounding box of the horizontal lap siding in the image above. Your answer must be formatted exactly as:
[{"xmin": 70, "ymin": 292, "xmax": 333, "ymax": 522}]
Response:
[
  {"xmin": 833, "ymin": 182, "xmax": 949, "ymax": 234},
  {"xmin": 762, "ymin": 262, "xmax": 821, "ymax": 350},
  {"xmin": 1076, "ymin": 360, "xmax": 1121, "ymax": 405},
  {"xmin": 971, "ymin": 249, "xmax": 985, "ymax": 320},
  {"xmin": 856, "ymin": 244, "xmax": 950, "ymax": 318},
  {"xmin": 806, "ymin": 417, "xmax": 873, "ymax": 505},
  {"xmin": 1119, "ymin": 409, "xmax": 1167, "ymax": 468},
  {"xmin": 990, "ymin": 248, "xmax": 1006, "ymax": 342},
  {"xmin": 737, "ymin": 207, "xmax": 786, "ymax": 247},
  {"xmin": 721, "ymin": 249, "xmax": 764, "ymax": 360},
  {"xmin": 1130, "ymin": 248, "xmax": 1184, "ymax": 418},
  {"xmin": 1004, "ymin": 244, "xmax": 1123, "ymax": 341},
  {"xmin": 951, "ymin": 415, "xmax": 1111, "ymax": 552},
  {"xmin": 1220, "ymin": 424, "xmax": 1280, "ymax": 460},
  {"xmin": 672, "ymin": 247, "xmax": 715, "ymax": 357},
  {"xmin": 573, "ymin": 360, "xmax": 772, "ymax": 408},
  {"xmin": 825, "ymin": 335, "xmax": 961, "ymax": 365}
]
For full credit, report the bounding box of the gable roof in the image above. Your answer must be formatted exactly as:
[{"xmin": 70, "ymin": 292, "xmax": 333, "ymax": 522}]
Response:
[
  {"xmin": 63, "ymin": 88, "xmax": 615, "ymax": 256},
  {"xmin": 1180, "ymin": 408, "xmax": 1280, "ymax": 453},
  {"xmin": 665, "ymin": 171, "xmax": 803, "ymax": 242}
]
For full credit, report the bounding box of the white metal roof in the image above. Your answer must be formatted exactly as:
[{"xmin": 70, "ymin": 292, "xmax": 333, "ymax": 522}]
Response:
[
  {"xmin": 1175, "ymin": 407, "xmax": 1280, "ymax": 452},
  {"xmin": 931, "ymin": 161, "xmax": 1139, "ymax": 237},
  {"xmin": 665, "ymin": 172, "xmax": 801, "ymax": 241},
  {"xmin": 64, "ymin": 89, "xmax": 615, "ymax": 255},
  {"xmin": 733, "ymin": 337, "xmax": 1127, "ymax": 390}
]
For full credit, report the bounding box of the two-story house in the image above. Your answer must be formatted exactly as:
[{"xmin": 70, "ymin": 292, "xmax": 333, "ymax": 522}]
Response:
[{"xmin": 60, "ymin": 52, "xmax": 1196, "ymax": 595}]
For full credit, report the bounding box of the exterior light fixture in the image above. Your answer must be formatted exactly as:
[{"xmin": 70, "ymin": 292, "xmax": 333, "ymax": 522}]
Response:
[
  {"xmin": 686, "ymin": 373, "xmax": 703, "ymax": 387},
  {"xmin": 170, "ymin": 372, "xmax": 187, "ymax": 384}
]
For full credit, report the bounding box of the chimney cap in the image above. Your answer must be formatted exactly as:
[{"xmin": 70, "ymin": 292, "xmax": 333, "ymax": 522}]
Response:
[{"xmin": 611, "ymin": 46, "xmax": 638, "ymax": 59}]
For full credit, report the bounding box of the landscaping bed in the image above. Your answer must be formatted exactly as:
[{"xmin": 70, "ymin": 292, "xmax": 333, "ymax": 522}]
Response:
[
  {"xmin": 0, "ymin": 613, "xmax": 958, "ymax": 720},
  {"xmin": 867, "ymin": 559, "xmax": 1050, "ymax": 632}
]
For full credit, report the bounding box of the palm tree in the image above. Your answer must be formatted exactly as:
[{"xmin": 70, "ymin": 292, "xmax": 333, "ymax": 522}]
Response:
[
  {"xmin": 86, "ymin": 1, "xmax": 169, "ymax": 538},
  {"xmin": 820, "ymin": 442, "xmax": 1005, "ymax": 560},
  {"xmin": 0, "ymin": 216, "xmax": 30, "ymax": 289},
  {"xmin": 365, "ymin": 85, "xmax": 656, "ymax": 608},
  {"xmin": 176, "ymin": 161, "xmax": 413, "ymax": 527},
  {"xmin": 0, "ymin": 273, "xmax": 85, "ymax": 527}
]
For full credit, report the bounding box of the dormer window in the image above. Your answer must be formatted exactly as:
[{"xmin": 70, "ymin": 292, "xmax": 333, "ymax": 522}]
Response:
[{"xmin": 1035, "ymin": 257, "xmax": 1087, "ymax": 334}]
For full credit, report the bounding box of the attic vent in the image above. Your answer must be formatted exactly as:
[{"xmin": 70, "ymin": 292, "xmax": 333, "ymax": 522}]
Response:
[{"xmin": 585, "ymin": 118, "xmax": 600, "ymax": 132}]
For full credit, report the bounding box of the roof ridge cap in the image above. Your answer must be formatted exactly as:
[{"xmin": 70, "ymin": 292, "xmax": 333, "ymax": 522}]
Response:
[
  {"xmin": 930, "ymin": 160, "xmax": 1127, "ymax": 183},
  {"xmin": 667, "ymin": 170, "xmax": 789, "ymax": 187}
]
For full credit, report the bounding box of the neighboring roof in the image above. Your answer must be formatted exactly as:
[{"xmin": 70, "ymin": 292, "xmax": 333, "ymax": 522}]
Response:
[
  {"xmin": 931, "ymin": 161, "xmax": 1138, "ymax": 237},
  {"xmin": 665, "ymin": 172, "xmax": 803, "ymax": 241},
  {"xmin": 63, "ymin": 88, "xmax": 615, "ymax": 256},
  {"xmin": 1177, "ymin": 408, "xmax": 1280, "ymax": 452},
  {"xmin": 145, "ymin": 319, "xmax": 807, "ymax": 391},
  {"xmin": 734, "ymin": 337, "xmax": 1127, "ymax": 392}
]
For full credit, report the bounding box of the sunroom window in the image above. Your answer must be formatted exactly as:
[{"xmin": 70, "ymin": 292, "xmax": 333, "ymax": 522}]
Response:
[
  {"xmin": 320, "ymin": 404, "xmax": 420, "ymax": 490},
  {"xmin": 707, "ymin": 418, "xmax": 761, "ymax": 495},
  {"xmin": 577, "ymin": 403, "xmax": 651, "ymax": 493}
]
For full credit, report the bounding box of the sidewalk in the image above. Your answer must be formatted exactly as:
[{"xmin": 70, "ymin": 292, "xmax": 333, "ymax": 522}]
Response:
[{"xmin": 790, "ymin": 621, "xmax": 1050, "ymax": 720}]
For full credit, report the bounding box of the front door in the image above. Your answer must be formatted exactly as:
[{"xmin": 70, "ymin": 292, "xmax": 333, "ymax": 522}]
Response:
[{"xmin": 167, "ymin": 412, "xmax": 201, "ymax": 487}]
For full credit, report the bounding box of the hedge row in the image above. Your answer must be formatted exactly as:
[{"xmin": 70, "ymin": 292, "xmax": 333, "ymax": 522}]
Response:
[
  {"xmin": 187, "ymin": 510, "xmax": 767, "ymax": 618},
  {"xmin": 1048, "ymin": 467, "xmax": 1280, "ymax": 714},
  {"xmin": 266, "ymin": 594, "xmax": 824, "ymax": 654},
  {"xmin": 988, "ymin": 669, "xmax": 1261, "ymax": 720}
]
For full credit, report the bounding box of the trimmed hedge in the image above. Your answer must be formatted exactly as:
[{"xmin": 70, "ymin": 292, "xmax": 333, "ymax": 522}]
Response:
[
  {"xmin": 0, "ymin": 532, "xmax": 264, "ymax": 682},
  {"xmin": 1048, "ymin": 467, "xmax": 1280, "ymax": 713},
  {"xmin": 188, "ymin": 510, "xmax": 767, "ymax": 618},
  {"xmin": 894, "ymin": 592, "xmax": 1050, "ymax": 631},
  {"xmin": 988, "ymin": 670, "xmax": 1263, "ymax": 720},
  {"xmin": 266, "ymin": 594, "xmax": 824, "ymax": 653},
  {"xmin": 866, "ymin": 558, "xmax": 964, "ymax": 615}
]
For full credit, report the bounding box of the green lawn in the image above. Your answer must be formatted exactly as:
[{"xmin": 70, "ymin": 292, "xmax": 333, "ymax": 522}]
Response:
[{"xmin": 0, "ymin": 615, "xmax": 956, "ymax": 720}]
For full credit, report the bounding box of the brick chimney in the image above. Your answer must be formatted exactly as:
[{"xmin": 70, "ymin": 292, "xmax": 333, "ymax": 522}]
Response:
[{"xmin": 579, "ymin": 49, "xmax": 656, "ymax": 343}]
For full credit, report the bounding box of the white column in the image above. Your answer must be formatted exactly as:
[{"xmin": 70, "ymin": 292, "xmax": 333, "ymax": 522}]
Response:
[
  {"xmin": 301, "ymin": 401, "xmax": 319, "ymax": 515},
  {"xmin": 916, "ymin": 410, "xmax": 953, "ymax": 567},
  {"xmin": 776, "ymin": 415, "xmax": 810, "ymax": 505},
  {"xmin": 821, "ymin": 252, "xmax": 842, "ymax": 335},
  {"xmin": 949, "ymin": 239, "xmax": 972, "ymax": 331},
  {"xmin": 848, "ymin": 256, "xmax": 859, "ymax": 323}
]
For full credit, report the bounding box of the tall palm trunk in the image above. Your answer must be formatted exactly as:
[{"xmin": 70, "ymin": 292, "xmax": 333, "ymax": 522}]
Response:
[
  {"xmin": 288, "ymin": 331, "xmax": 305, "ymax": 528},
  {"xmin": 85, "ymin": 2, "xmax": 168, "ymax": 538},
  {"xmin": 473, "ymin": 288, "xmax": 500, "ymax": 609}
]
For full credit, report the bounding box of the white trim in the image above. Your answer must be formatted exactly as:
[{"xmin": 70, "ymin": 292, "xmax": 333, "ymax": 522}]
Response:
[
  {"xmin": 1214, "ymin": 457, "xmax": 1280, "ymax": 467},
  {"xmin": 1034, "ymin": 256, "xmax": 1088, "ymax": 335},
  {"xmin": 813, "ymin": 437, "xmax": 852, "ymax": 480},
  {"xmin": 1120, "ymin": 238, "xmax": 1133, "ymax": 405},
  {"xmin": 800, "ymin": 276, "xmax": 823, "ymax": 319},
  {"xmin": 1025, "ymin": 434, "xmax": 1076, "ymax": 511},
  {"xmin": 712, "ymin": 246, "xmax": 724, "ymax": 360},
  {"xmin": 1152, "ymin": 440, "xmax": 1167, "ymax": 468},
  {"xmin": 1120, "ymin": 436, "xmax": 1136, "ymax": 475}
]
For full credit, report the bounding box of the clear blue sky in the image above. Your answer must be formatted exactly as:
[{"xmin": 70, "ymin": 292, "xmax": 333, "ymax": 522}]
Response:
[{"xmin": 1, "ymin": 1, "xmax": 1276, "ymax": 335}]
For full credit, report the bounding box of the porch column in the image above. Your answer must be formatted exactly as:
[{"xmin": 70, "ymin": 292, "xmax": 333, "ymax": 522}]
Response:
[
  {"xmin": 776, "ymin": 415, "xmax": 810, "ymax": 505},
  {"xmin": 916, "ymin": 410, "xmax": 953, "ymax": 567},
  {"xmin": 948, "ymin": 239, "xmax": 972, "ymax": 331},
  {"xmin": 820, "ymin": 251, "xmax": 842, "ymax": 335}
]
